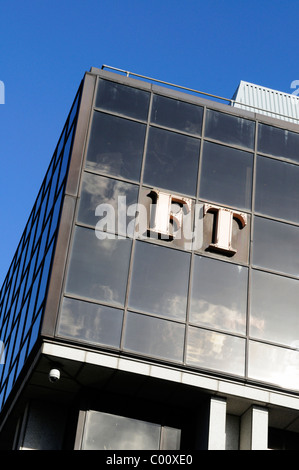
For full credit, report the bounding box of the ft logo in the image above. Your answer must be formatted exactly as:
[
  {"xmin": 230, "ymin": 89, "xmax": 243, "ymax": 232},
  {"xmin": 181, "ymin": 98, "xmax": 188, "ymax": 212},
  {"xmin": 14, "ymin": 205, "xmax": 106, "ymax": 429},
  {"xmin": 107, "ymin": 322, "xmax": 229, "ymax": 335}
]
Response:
[
  {"xmin": 95, "ymin": 188, "xmax": 250, "ymax": 263},
  {"xmin": 143, "ymin": 189, "xmax": 250, "ymax": 262}
]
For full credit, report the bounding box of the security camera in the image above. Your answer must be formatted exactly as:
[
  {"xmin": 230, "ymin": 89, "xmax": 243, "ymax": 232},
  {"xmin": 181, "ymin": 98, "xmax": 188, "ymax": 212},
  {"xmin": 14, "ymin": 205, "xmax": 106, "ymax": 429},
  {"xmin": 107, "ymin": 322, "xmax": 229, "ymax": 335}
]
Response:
[{"xmin": 49, "ymin": 368, "xmax": 60, "ymax": 383}]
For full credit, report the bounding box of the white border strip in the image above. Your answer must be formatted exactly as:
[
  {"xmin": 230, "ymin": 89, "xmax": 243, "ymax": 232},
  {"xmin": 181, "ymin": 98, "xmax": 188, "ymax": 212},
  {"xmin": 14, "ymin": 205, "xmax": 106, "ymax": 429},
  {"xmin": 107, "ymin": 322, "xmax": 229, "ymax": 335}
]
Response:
[{"xmin": 41, "ymin": 342, "xmax": 299, "ymax": 412}]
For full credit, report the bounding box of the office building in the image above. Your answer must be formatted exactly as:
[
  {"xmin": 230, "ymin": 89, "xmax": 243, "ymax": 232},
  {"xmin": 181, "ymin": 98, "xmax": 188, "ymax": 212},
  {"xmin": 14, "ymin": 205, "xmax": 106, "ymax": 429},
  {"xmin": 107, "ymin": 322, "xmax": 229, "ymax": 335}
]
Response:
[{"xmin": 1, "ymin": 67, "xmax": 299, "ymax": 450}]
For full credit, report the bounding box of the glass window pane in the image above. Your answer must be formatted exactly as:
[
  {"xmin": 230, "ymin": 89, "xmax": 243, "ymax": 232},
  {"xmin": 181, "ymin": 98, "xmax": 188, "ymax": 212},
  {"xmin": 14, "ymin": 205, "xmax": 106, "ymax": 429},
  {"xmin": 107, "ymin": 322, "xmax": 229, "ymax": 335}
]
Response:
[
  {"xmin": 151, "ymin": 94, "xmax": 203, "ymax": 135},
  {"xmin": 82, "ymin": 411, "xmax": 161, "ymax": 450},
  {"xmin": 128, "ymin": 241, "xmax": 190, "ymax": 321},
  {"xmin": 143, "ymin": 127, "xmax": 200, "ymax": 196},
  {"xmin": 68, "ymin": 87, "xmax": 81, "ymax": 128},
  {"xmin": 57, "ymin": 124, "xmax": 74, "ymax": 191},
  {"xmin": 160, "ymin": 427, "xmax": 181, "ymax": 450},
  {"xmin": 253, "ymin": 217, "xmax": 299, "ymax": 277},
  {"xmin": 58, "ymin": 297, "xmax": 123, "ymax": 348},
  {"xmin": 255, "ymin": 156, "xmax": 299, "ymax": 223},
  {"xmin": 248, "ymin": 341, "xmax": 299, "ymax": 391},
  {"xmin": 186, "ymin": 327, "xmax": 245, "ymax": 376},
  {"xmin": 95, "ymin": 79, "xmax": 150, "ymax": 121},
  {"xmin": 65, "ymin": 226, "xmax": 132, "ymax": 307},
  {"xmin": 258, "ymin": 123, "xmax": 299, "ymax": 162},
  {"xmin": 250, "ymin": 270, "xmax": 299, "ymax": 347},
  {"xmin": 86, "ymin": 111, "xmax": 146, "ymax": 182},
  {"xmin": 199, "ymin": 141, "xmax": 253, "ymax": 210},
  {"xmin": 205, "ymin": 109, "xmax": 255, "ymax": 149},
  {"xmin": 123, "ymin": 312, "xmax": 185, "ymax": 362},
  {"xmin": 190, "ymin": 256, "xmax": 248, "ymax": 334},
  {"xmin": 77, "ymin": 173, "xmax": 139, "ymax": 237}
]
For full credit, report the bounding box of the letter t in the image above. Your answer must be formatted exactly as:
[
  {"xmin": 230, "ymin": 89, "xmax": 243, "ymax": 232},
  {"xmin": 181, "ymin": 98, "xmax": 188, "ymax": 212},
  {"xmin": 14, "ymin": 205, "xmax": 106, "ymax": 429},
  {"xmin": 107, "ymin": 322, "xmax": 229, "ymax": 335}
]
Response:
[{"xmin": 204, "ymin": 204, "xmax": 247, "ymax": 255}]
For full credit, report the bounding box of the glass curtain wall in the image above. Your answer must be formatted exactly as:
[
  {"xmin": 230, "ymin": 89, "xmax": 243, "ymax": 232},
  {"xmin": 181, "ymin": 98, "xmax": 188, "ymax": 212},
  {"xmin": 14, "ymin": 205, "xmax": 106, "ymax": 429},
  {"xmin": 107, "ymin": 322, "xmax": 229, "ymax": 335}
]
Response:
[
  {"xmin": 57, "ymin": 76, "xmax": 299, "ymax": 393},
  {"xmin": 0, "ymin": 83, "xmax": 82, "ymax": 412}
]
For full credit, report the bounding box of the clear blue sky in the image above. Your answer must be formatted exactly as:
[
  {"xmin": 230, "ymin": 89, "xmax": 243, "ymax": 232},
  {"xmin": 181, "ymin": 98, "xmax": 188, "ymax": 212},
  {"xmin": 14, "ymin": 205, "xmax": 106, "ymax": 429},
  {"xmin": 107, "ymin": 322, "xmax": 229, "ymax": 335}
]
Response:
[{"xmin": 0, "ymin": 0, "xmax": 298, "ymax": 285}]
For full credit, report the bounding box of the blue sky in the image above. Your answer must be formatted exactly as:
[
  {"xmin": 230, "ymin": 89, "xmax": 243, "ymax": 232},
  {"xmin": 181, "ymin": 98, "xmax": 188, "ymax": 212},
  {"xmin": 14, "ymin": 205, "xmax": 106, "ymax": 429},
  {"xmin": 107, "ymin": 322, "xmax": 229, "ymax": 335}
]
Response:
[{"xmin": 0, "ymin": 0, "xmax": 299, "ymax": 284}]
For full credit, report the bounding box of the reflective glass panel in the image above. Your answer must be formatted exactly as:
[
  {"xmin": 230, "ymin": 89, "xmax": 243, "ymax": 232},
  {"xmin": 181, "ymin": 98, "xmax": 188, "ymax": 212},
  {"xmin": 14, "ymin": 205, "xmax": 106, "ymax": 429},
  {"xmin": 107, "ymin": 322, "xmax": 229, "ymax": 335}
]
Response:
[
  {"xmin": 58, "ymin": 297, "xmax": 123, "ymax": 348},
  {"xmin": 143, "ymin": 127, "xmax": 200, "ymax": 196},
  {"xmin": 248, "ymin": 341, "xmax": 299, "ymax": 390},
  {"xmin": 86, "ymin": 111, "xmax": 146, "ymax": 182},
  {"xmin": 190, "ymin": 256, "xmax": 248, "ymax": 334},
  {"xmin": 160, "ymin": 427, "xmax": 181, "ymax": 450},
  {"xmin": 151, "ymin": 94, "xmax": 203, "ymax": 135},
  {"xmin": 205, "ymin": 109, "xmax": 255, "ymax": 149},
  {"xmin": 255, "ymin": 156, "xmax": 299, "ymax": 222},
  {"xmin": 128, "ymin": 241, "xmax": 190, "ymax": 320},
  {"xmin": 65, "ymin": 226, "xmax": 132, "ymax": 307},
  {"xmin": 258, "ymin": 123, "xmax": 299, "ymax": 162},
  {"xmin": 199, "ymin": 141, "xmax": 253, "ymax": 210},
  {"xmin": 252, "ymin": 216, "xmax": 299, "ymax": 277},
  {"xmin": 123, "ymin": 312, "xmax": 185, "ymax": 362},
  {"xmin": 95, "ymin": 79, "xmax": 150, "ymax": 121},
  {"xmin": 77, "ymin": 173, "xmax": 139, "ymax": 237},
  {"xmin": 250, "ymin": 270, "xmax": 299, "ymax": 347},
  {"xmin": 82, "ymin": 411, "xmax": 161, "ymax": 450},
  {"xmin": 186, "ymin": 327, "xmax": 245, "ymax": 376}
]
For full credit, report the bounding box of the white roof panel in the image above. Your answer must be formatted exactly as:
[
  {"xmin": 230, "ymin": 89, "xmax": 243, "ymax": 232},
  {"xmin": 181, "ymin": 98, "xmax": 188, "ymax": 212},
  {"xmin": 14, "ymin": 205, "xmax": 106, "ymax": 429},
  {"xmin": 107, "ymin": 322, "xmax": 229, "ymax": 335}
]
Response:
[{"xmin": 232, "ymin": 80, "xmax": 299, "ymax": 124}]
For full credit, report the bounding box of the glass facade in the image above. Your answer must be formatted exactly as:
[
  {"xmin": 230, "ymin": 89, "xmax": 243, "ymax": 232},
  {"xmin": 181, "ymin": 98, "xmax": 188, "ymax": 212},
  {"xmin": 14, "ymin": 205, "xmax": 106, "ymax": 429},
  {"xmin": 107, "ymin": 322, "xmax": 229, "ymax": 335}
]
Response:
[
  {"xmin": 4, "ymin": 70, "xmax": 299, "ymax": 427},
  {"xmin": 0, "ymin": 83, "xmax": 82, "ymax": 412},
  {"xmin": 54, "ymin": 76, "xmax": 299, "ymax": 393},
  {"xmin": 80, "ymin": 411, "xmax": 181, "ymax": 450}
]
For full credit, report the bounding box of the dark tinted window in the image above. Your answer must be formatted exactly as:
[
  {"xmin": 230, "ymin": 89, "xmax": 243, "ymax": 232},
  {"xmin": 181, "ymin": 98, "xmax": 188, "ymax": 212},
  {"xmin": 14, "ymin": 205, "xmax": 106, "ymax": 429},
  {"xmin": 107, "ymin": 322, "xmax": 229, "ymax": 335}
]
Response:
[
  {"xmin": 255, "ymin": 156, "xmax": 299, "ymax": 223},
  {"xmin": 58, "ymin": 297, "xmax": 123, "ymax": 347},
  {"xmin": 205, "ymin": 109, "xmax": 255, "ymax": 149},
  {"xmin": 151, "ymin": 94, "xmax": 203, "ymax": 135},
  {"xmin": 81, "ymin": 411, "xmax": 180, "ymax": 450},
  {"xmin": 65, "ymin": 226, "xmax": 132, "ymax": 307},
  {"xmin": 86, "ymin": 111, "xmax": 146, "ymax": 182},
  {"xmin": 143, "ymin": 127, "xmax": 200, "ymax": 196},
  {"xmin": 186, "ymin": 327, "xmax": 245, "ymax": 376},
  {"xmin": 253, "ymin": 217, "xmax": 299, "ymax": 277},
  {"xmin": 248, "ymin": 341, "xmax": 299, "ymax": 390},
  {"xmin": 190, "ymin": 256, "xmax": 248, "ymax": 334},
  {"xmin": 250, "ymin": 270, "xmax": 299, "ymax": 347},
  {"xmin": 128, "ymin": 241, "xmax": 190, "ymax": 320},
  {"xmin": 95, "ymin": 79, "xmax": 150, "ymax": 121},
  {"xmin": 77, "ymin": 173, "xmax": 139, "ymax": 237},
  {"xmin": 199, "ymin": 141, "xmax": 253, "ymax": 210},
  {"xmin": 258, "ymin": 123, "xmax": 299, "ymax": 162},
  {"xmin": 123, "ymin": 312, "xmax": 185, "ymax": 362}
]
